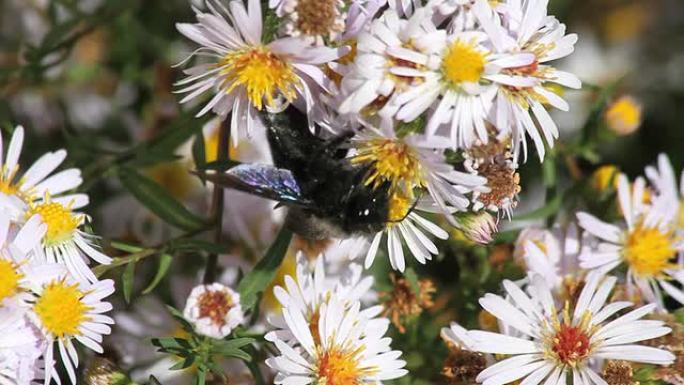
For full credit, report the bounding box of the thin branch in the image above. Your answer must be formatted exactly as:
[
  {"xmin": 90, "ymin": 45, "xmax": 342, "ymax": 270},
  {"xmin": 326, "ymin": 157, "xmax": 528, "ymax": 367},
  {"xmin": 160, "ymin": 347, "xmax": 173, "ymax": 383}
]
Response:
[{"xmin": 203, "ymin": 119, "xmax": 230, "ymax": 283}]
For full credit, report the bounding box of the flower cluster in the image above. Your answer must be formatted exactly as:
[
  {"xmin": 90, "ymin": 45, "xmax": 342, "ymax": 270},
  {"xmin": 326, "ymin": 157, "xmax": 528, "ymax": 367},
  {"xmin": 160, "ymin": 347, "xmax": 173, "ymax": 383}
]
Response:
[
  {"xmin": 176, "ymin": 0, "xmax": 580, "ymax": 272},
  {"xmin": 0, "ymin": 126, "xmax": 114, "ymax": 385}
]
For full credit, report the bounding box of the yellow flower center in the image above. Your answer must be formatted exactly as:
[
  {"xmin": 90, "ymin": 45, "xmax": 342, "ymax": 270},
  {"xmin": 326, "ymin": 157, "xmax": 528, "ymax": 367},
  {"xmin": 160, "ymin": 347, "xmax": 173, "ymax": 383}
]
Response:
[
  {"xmin": 317, "ymin": 347, "xmax": 364, "ymax": 385},
  {"xmin": 387, "ymin": 192, "xmax": 412, "ymax": 224},
  {"xmin": 218, "ymin": 46, "xmax": 299, "ymax": 111},
  {"xmin": 0, "ymin": 259, "xmax": 22, "ymax": 304},
  {"xmin": 0, "ymin": 165, "xmax": 25, "ymax": 198},
  {"xmin": 27, "ymin": 201, "xmax": 82, "ymax": 246},
  {"xmin": 442, "ymin": 40, "xmax": 486, "ymax": 86},
  {"xmin": 624, "ymin": 224, "xmax": 677, "ymax": 278},
  {"xmin": 352, "ymin": 139, "xmax": 425, "ymax": 197},
  {"xmin": 605, "ymin": 96, "xmax": 642, "ymax": 136},
  {"xmin": 34, "ymin": 280, "xmax": 90, "ymax": 338}
]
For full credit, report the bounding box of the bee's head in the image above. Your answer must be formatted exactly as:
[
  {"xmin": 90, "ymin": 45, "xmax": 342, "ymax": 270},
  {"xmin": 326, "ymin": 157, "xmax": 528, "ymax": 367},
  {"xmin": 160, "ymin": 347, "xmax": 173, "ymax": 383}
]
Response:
[{"xmin": 342, "ymin": 182, "xmax": 391, "ymax": 235}]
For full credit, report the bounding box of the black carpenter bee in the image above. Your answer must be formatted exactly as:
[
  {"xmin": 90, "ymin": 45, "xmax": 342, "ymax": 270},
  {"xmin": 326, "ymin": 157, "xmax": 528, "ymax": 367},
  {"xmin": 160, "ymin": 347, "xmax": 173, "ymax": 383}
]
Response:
[{"xmin": 203, "ymin": 107, "xmax": 396, "ymax": 240}]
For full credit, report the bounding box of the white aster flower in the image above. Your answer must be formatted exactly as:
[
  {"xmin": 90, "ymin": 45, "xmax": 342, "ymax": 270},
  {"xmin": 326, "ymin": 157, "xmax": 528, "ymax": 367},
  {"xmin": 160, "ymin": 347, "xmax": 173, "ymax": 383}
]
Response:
[
  {"xmin": 644, "ymin": 153, "xmax": 684, "ymax": 232},
  {"xmin": 176, "ymin": 0, "xmax": 346, "ymax": 145},
  {"xmin": 514, "ymin": 223, "xmax": 582, "ymax": 291},
  {"xmin": 0, "ymin": 125, "xmax": 82, "ymax": 206},
  {"xmin": 266, "ymin": 295, "xmax": 408, "ymax": 385},
  {"xmin": 390, "ymin": 23, "xmax": 537, "ymax": 150},
  {"xmin": 183, "ymin": 282, "xmax": 244, "ymax": 339},
  {"xmin": 31, "ymin": 277, "xmax": 115, "ymax": 385},
  {"xmin": 338, "ymin": 7, "xmax": 441, "ymax": 128},
  {"xmin": 350, "ymin": 126, "xmax": 488, "ymax": 219},
  {"xmin": 24, "ymin": 193, "xmax": 112, "ymax": 284},
  {"xmin": 267, "ymin": 254, "xmax": 382, "ymax": 343},
  {"xmin": 473, "ymin": 0, "xmax": 581, "ymax": 161},
  {"xmin": 577, "ymin": 174, "xmax": 684, "ymax": 309},
  {"xmin": 466, "ymin": 273, "xmax": 675, "ymax": 385},
  {"xmin": 0, "ymin": 307, "xmax": 45, "ymax": 385},
  {"xmin": 385, "ymin": 0, "xmax": 421, "ymax": 17}
]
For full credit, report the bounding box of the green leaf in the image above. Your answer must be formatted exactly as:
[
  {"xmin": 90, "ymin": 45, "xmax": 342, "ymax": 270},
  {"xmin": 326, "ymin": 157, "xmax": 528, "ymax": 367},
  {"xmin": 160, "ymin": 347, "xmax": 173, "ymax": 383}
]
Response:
[
  {"xmin": 196, "ymin": 159, "xmax": 241, "ymax": 172},
  {"xmin": 118, "ymin": 167, "xmax": 206, "ymax": 231},
  {"xmin": 142, "ymin": 254, "xmax": 173, "ymax": 295},
  {"xmin": 212, "ymin": 337, "xmax": 255, "ymax": 354},
  {"xmin": 110, "ymin": 240, "xmax": 144, "ymax": 253},
  {"xmin": 674, "ymin": 307, "xmax": 684, "ymax": 324},
  {"xmin": 194, "ymin": 368, "xmax": 206, "ymax": 385},
  {"xmin": 168, "ymin": 239, "xmax": 228, "ymax": 254},
  {"xmin": 169, "ymin": 356, "xmax": 196, "ymax": 371},
  {"xmin": 122, "ymin": 260, "xmax": 136, "ymax": 304},
  {"xmin": 513, "ymin": 193, "xmax": 563, "ymax": 222},
  {"xmin": 165, "ymin": 306, "xmax": 195, "ymax": 332},
  {"xmin": 151, "ymin": 337, "xmax": 192, "ymax": 352},
  {"xmin": 192, "ymin": 131, "xmax": 206, "ymax": 176},
  {"xmin": 238, "ymin": 227, "xmax": 293, "ymax": 311}
]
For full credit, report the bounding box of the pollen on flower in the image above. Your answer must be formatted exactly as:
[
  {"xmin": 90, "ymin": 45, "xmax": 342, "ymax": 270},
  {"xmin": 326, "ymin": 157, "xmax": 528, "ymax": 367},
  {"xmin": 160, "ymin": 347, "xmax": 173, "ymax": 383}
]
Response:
[
  {"xmin": 219, "ymin": 46, "xmax": 300, "ymax": 111},
  {"xmin": 551, "ymin": 323, "xmax": 591, "ymax": 365},
  {"xmin": 352, "ymin": 138, "xmax": 425, "ymax": 197},
  {"xmin": 197, "ymin": 289, "xmax": 235, "ymax": 327},
  {"xmin": 34, "ymin": 280, "xmax": 90, "ymax": 338},
  {"xmin": 316, "ymin": 347, "xmax": 364, "ymax": 385},
  {"xmin": 27, "ymin": 200, "xmax": 83, "ymax": 246},
  {"xmin": 441, "ymin": 40, "xmax": 486, "ymax": 86},
  {"xmin": 0, "ymin": 259, "xmax": 23, "ymax": 303},
  {"xmin": 602, "ymin": 361, "xmax": 635, "ymax": 385},
  {"xmin": 624, "ymin": 224, "xmax": 677, "ymax": 278},
  {"xmin": 387, "ymin": 192, "xmax": 412, "ymax": 224}
]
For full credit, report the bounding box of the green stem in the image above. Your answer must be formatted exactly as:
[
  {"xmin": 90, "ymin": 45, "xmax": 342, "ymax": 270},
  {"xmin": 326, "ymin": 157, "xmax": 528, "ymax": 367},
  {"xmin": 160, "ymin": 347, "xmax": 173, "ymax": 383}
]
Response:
[{"xmin": 203, "ymin": 119, "xmax": 230, "ymax": 284}]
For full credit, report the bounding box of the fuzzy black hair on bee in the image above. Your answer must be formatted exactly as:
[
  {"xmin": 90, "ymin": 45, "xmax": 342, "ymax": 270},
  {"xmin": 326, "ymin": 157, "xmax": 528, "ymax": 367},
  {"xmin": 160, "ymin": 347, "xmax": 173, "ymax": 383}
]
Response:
[{"xmin": 202, "ymin": 107, "xmax": 394, "ymax": 240}]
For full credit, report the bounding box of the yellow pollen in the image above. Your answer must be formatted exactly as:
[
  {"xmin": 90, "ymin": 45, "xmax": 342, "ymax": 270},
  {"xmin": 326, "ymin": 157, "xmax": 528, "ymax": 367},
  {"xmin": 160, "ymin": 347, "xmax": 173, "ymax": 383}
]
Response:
[
  {"xmin": 27, "ymin": 200, "xmax": 82, "ymax": 246},
  {"xmin": 605, "ymin": 96, "xmax": 642, "ymax": 136},
  {"xmin": 218, "ymin": 46, "xmax": 299, "ymax": 111},
  {"xmin": 352, "ymin": 139, "xmax": 425, "ymax": 197},
  {"xmin": 387, "ymin": 192, "xmax": 412, "ymax": 224},
  {"xmin": 624, "ymin": 224, "xmax": 678, "ymax": 278},
  {"xmin": 0, "ymin": 259, "xmax": 23, "ymax": 304},
  {"xmin": 317, "ymin": 347, "xmax": 363, "ymax": 385},
  {"xmin": 34, "ymin": 280, "xmax": 90, "ymax": 338},
  {"xmin": 442, "ymin": 40, "xmax": 486, "ymax": 86}
]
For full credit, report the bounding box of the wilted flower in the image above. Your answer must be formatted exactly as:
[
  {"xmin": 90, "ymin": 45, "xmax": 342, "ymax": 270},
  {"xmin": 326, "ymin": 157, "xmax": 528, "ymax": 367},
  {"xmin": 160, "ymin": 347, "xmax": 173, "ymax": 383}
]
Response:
[{"xmin": 381, "ymin": 274, "xmax": 436, "ymax": 333}]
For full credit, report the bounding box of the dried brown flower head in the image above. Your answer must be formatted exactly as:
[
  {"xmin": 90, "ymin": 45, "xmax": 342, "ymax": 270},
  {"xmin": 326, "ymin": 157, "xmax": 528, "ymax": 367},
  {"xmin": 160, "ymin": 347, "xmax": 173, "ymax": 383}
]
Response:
[
  {"xmin": 602, "ymin": 361, "xmax": 635, "ymax": 385},
  {"xmin": 381, "ymin": 274, "xmax": 436, "ymax": 333},
  {"xmin": 291, "ymin": 235, "xmax": 332, "ymax": 261},
  {"xmin": 442, "ymin": 342, "xmax": 487, "ymax": 385}
]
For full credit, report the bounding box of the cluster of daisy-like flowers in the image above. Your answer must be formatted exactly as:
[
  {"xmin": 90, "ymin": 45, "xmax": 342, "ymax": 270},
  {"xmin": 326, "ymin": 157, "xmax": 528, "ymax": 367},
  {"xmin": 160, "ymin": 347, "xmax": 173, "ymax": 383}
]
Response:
[
  {"xmin": 0, "ymin": 126, "xmax": 114, "ymax": 385},
  {"xmin": 175, "ymin": 0, "xmax": 580, "ymax": 272},
  {"xmin": 265, "ymin": 255, "xmax": 408, "ymax": 385},
  {"xmin": 438, "ymin": 152, "xmax": 684, "ymax": 385}
]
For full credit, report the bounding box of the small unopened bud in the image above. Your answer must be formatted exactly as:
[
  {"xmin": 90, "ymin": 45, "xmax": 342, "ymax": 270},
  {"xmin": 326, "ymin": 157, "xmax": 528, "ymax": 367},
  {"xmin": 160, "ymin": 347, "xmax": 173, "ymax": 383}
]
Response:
[
  {"xmin": 605, "ymin": 95, "xmax": 643, "ymax": 136},
  {"xmin": 453, "ymin": 211, "xmax": 498, "ymax": 244},
  {"xmin": 85, "ymin": 358, "xmax": 136, "ymax": 385}
]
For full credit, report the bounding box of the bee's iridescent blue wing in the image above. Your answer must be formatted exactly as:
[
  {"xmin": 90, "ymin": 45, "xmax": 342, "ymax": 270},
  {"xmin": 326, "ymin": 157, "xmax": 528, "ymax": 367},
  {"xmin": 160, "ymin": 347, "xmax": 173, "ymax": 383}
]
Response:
[{"xmin": 203, "ymin": 164, "xmax": 309, "ymax": 206}]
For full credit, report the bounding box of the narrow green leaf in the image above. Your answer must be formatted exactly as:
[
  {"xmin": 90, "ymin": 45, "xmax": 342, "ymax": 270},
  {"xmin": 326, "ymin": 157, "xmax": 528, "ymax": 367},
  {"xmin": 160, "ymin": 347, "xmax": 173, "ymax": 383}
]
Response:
[
  {"xmin": 165, "ymin": 306, "xmax": 195, "ymax": 332},
  {"xmin": 110, "ymin": 240, "xmax": 144, "ymax": 253},
  {"xmin": 238, "ymin": 227, "xmax": 293, "ymax": 311},
  {"xmin": 170, "ymin": 356, "xmax": 196, "ymax": 371},
  {"xmin": 118, "ymin": 167, "xmax": 205, "ymax": 231},
  {"xmin": 192, "ymin": 131, "xmax": 206, "ymax": 175},
  {"xmin": 149, "ymin": 375, "xmax": 162, "ymax": 385},
  {"xmin": 168, "ymin": 239, "xmax": 228, "ymax": 254},
  {"xmin": 151, "ymin": 337, "xmax": 192, "ymax": 351},
  {"xmin": 122, "ymin": 260, "xmax": 136, "ymax": 304},
  {"xmin": 219, "ymin": 349, "xmax": 252, "ymax": 361},
  {"xmin": 142, "ymin": 254, "xmax": 173, "ymax": 295},
  {"xmin": 212, "ymin": 337, "xmax": 255, "ymax": 354}
]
